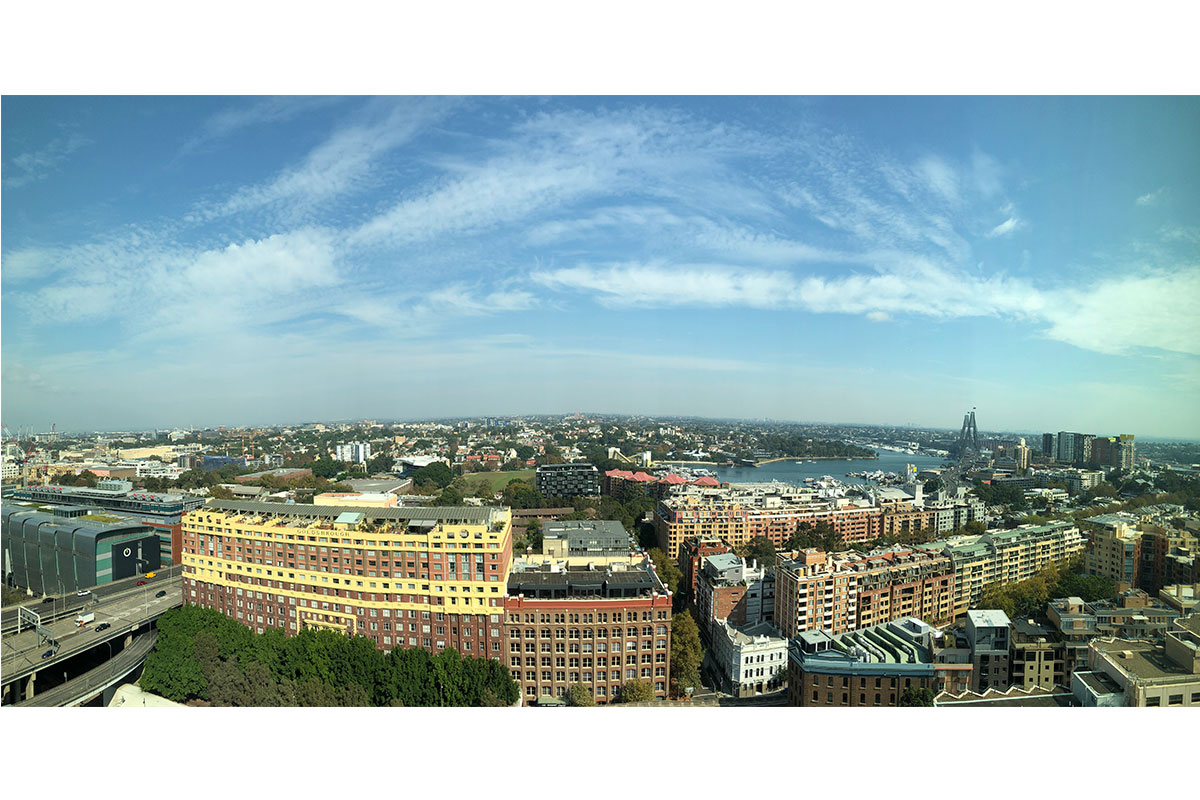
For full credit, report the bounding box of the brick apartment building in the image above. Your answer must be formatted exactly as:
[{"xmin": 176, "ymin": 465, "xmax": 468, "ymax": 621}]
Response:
[
  {"xmin": 678, "ymin": 535, "xmax": 734, "ymax": 605},
  {"xmin": 504, "ymin": 561, "xmax": 672, "ymax": 704},
  {"xmin": 773, "ymin": 546, "xmax": 954, "ymax": 639},
  {"xmin": 181, "ymin": 500, "xmax": 514, "ymax": 657},
  {"xmin": 694, "ymin": 553, "xmax": 773, "ymax": 639}
]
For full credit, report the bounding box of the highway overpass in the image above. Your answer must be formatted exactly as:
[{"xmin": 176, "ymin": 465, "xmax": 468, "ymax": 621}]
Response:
[{"xmin": 2, "ymin": 571, "xmax": 182, "ymax": 705}]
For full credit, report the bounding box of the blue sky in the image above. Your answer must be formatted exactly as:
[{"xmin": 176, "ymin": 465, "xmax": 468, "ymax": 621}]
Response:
[{"xmin": 2, "ymin": 96, "xmax": 1198, "ymax": 437}]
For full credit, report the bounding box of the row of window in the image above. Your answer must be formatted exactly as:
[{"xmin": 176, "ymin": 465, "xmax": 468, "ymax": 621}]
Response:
[
  {"xmin": 518, "ymin": 668, "xmax": 661, "ymax": 682},
  {"xmin": 508, "ymin": 610, "xmax": 666, "ymax": 623},
  {"xmin": 515, "ymin": 626, "xmax": 667, "ymax": 638}
]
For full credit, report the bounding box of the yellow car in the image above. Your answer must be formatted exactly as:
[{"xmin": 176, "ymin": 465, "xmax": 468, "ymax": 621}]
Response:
[{"xmin": 144, "ymin": 572, "xmax": 157, "ymax": 579}]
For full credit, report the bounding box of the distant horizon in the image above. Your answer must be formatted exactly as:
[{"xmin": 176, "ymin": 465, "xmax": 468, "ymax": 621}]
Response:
[
  {"xmin": 5, "ymin": 96, "xmax": 1198, "ymax": 438},
  {"xmin": 9, "ymin": 410, "xmax": 1192, "ymax": 444}
]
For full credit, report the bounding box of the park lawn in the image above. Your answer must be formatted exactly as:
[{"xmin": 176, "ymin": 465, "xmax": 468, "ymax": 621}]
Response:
[{"xmin": 461, "ymin": 468, "xmax": 535, "ymax": 494}]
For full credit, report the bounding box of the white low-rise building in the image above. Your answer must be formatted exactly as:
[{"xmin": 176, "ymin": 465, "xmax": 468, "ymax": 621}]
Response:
[{"xmin": 709, "ymin": 619, "xmax": 789, "ymax": 697}]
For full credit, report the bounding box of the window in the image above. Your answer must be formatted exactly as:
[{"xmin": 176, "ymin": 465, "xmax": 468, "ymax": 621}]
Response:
[
  {"xmin": 1146, "ymin": 696, "xmax": 1161, "ymax": 707},
  {"xmin": 1167, "ymin": 694, "xmax": 1183, "ymax": 706}
]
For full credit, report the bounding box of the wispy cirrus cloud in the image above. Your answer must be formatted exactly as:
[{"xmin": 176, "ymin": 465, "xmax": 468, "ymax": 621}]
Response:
[
  {"xmin": 180, "ymin": 96, "xmax": 345, "ymax": 155},
  {"xmin": 987, "ymin": 216, "xmax": 1020, "ymax": 237},
  {"xmin": 3, "ymin": 133, "xmax": 90, "ymax": 189},
  {"xmin": 1136, "ymin": 187, "xmax": 1166, "ymax": 206},
  {"xmin": 199, "ymin": 97, "xmax": 455, "ymax": 222}
]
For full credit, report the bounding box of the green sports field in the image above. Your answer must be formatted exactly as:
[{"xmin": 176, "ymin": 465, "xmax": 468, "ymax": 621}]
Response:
[{"xmin": 461, "ymin": 469, "xmax": 535, "ymax": 494}]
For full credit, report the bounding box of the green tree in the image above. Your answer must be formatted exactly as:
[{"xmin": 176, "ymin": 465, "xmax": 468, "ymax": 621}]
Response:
[
  {"xmin": 962, "ymin": 520, "xmax": 987, "ymax": 536},
  {"xmin": 310, "ymin": 459, "xmax": 341, "ymax": 479},
  {"xmin": 567, "ymin": 683, "xmax": 596, "ymax": 706},
  {"xmin": 670, "ymin": 609, "xmax": 703, "ymax": 698},
  {"xmin": 742, "ymin": 536, "xmax": 777, "ymax": 568},
  {"xmin": 366, "ymin": 453, "xmax": 396, "ymax": 474},
  {"xmin": 412, "ymin": 462, "xmax": 454, "ymax": 490},
  {"xmin": 433, "ymin": 486, "xmax": 464, "ymax": 506},
  {"xmin": 616, "ymin": 679, "xmax": 654, "ymax": 704},
  {"xmin": 523, "ymin": 518, "xmax": 543, "ymax": 552},
  {"xmin": 648, "ymin": 548, "xmax": 683, "ymax": 593},
  {"xmin": 899, "ymin": 686, "xmax": 935, "ymax": 706}
]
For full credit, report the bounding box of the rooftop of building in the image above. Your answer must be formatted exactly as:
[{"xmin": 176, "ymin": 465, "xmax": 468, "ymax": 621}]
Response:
[
  {"xmin": 316, "ymin": 491, "xmax": 395, "ymax": 502},
  {"xmin": 1177, "ymin": 614, "xmax": 1200, "ymax": 636},
  {"xmin": 17, "ymin": 483, "xmax": 188, "ymax": 503},
  {"xmin": 1012, "ymin": 618, "xmax": 1061, "ymax": 640},
  {"xmin": 543, "ymin": 519, "xmax": 627, "ymax": 539},
  {"xmin": 237, "ymin": 467, "xmax": 313, "ymax": 479},
  {"xmin": 199, "ymin": 498, "xmax": 500, "ymax": 525},
  {"xmin": 1075, "ymin": 670, "xmax": 1123, "ymax": 697},
  {"xmin": 716, "ymin": 619, "xmax": 787, "ymax": 647},
  {"xmin": 966, "ymin": 609, "xmax": 1012, "ymax": 629},
  {"xmin": 340, "ymin": 479, "xmax": 410, "ymax": 496},
  {"xmin": 507, "ymin": 560, "xmax": 665, "ymax": 598},
  {"xmin": 2, "ymin": 505, "xmax": 155, "ymax": 540},
  {"xmin": 704, "ymin": 552, "xmax": 744, "ymax": 573},
  {"xmin": 790, "ymin": 618, "xmax": 944, "ymax": 670},
  {"xmin": 933, "ymin": 686, "xmax": 1076, "ymax": 707},
  {"xmin": 1091, "ymin": 638, "xmax": 1194, "ymax": 681}
]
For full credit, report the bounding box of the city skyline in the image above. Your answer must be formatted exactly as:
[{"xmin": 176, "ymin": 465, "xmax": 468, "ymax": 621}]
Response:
[{"xmin": 3, "ymin": 96, "xmax": 1198, "ymax": 437}]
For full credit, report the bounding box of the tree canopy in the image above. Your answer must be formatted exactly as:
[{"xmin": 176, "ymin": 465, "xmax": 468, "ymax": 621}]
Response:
[
  {"xmin": 741, "ymin": 536, "xmax": 777, "ymax": 568},
  {"xmin": 979, "ymin": 557, "xmax": 1114, "ymax": 620},
  {"xmin": 648, "ymin": 548, "xmax": 682, "ymax": 594},
  {"xmin": 899, "ymin": 686, "xmax": 935, "ymax": 706},
  {"xmin": 670, "ymin": 609, "xmax": 703, "ymax": 698},
  {"xmin": 616, "ymin": 679, "xmax": 654, "ymax": 703},
  {"xmin": 567, "ymin": 683, "xmax": 596, "ymax": 706},
  {"xmin": 412, "ymin": 462, "xmax": 454, "ymax": 490},
  {"xmin": 141, "ymin": 605, "xmax": 518, "ymax": 707}
]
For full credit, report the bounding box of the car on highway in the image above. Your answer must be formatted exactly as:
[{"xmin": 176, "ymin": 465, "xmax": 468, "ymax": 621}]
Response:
[
  {"xmin": 96, "ymin": 622, "xmax": 111, "ymax": 632},
  {"xmin": 41, "ymin": 648, "xmax": 55, "ymax": 659},
  {"xmin": 136, "ymin": 580, "xmax": 147, "ymax": 586},
  {"xmin": 145, "ymin": 572, "xmax": 157, "ymax": 579},
  {"xmin": 155, "ymin": 590, "xmax": 167, "ymax": 598},
  {"xmin": 42, "ymin": 596, "xmax": 56, "ymax": 604},
  {"xmin": 76, "ymin": 589, "xmax": 91, "ymax": 596}
]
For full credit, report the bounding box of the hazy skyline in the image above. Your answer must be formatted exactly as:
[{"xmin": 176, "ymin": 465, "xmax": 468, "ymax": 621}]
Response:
[{"xmin": 3, "ymin": 96, "xmax": 1198, "ymax": 437}]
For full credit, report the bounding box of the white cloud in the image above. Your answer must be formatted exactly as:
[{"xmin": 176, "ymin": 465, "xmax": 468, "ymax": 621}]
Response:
[
  {"xmin": 204, "ymin": 98, "xmax": 450, "ymax": 220},
  {"xmin": 23, "ymin": 228, "xmax": 340, "ymax": 336},
  {"xmin": 532, "ymin": 259, "xmax": 1200, "ymax": 358},
  {"xmin": 1040, "ymin": 268, "xmax": 1200, "ymax": 356},
  {"xmin": 917, "ymin": 156, "xmax": 960, "ymax": 203},
  {"xmin": 987, "ymin": 216, "xmax": 1020, "ymax": 237},
  {"xmin": 349, "ymin": 160, "xmax": 602, "ymax": 248},
  {"xmin": 3, "ymin": 133, "xmax": 90, "ymax": 188},
  {"xmin": 1135, "ymin": 187, "xmax": 1166, "ymax": 206},
  {"xmin": 181, "ymin": 96, "xmax": 344, "ymax": 154}
]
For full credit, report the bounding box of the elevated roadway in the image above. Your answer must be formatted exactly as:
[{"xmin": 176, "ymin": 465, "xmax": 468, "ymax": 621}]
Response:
[
  {"xmin": 1, "ymin": 574, "xmax": 182, "ymax": 702},
  {"xmin": 11, "ymin": 630, "xmax": 159, "ymax": 707},
  {"xmin": 1, "ymin": 564, "xmax": 184, "ymax": 635}
]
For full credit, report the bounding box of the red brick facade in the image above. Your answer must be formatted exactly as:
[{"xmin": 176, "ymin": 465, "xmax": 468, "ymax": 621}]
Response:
[{"xmin": 503, "ymin": 593, "xmax": 672, "ymax": 704}]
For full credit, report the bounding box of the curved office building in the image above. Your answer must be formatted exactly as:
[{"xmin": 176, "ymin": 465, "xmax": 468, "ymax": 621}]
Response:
[{"xmin": 2, "ymin": 504, "xmax": 162, "ymax": 596}]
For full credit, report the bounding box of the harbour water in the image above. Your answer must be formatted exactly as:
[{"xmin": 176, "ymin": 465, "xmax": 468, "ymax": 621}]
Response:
[{"xmin": 709, "ymin": 450, "xmax": 950, "ymax": 487}]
